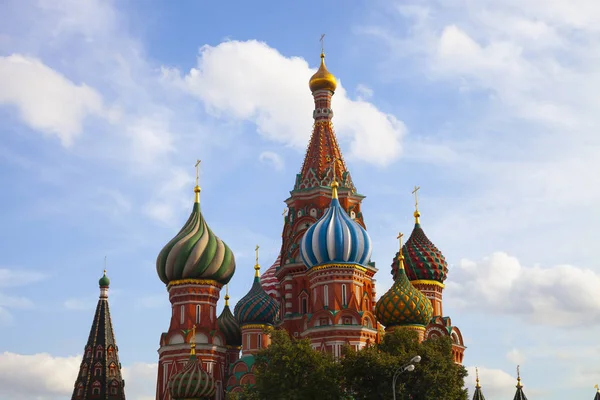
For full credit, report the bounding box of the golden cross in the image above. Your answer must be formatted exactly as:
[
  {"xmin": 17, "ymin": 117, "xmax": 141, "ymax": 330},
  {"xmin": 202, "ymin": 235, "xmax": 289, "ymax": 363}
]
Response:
[
  {"xmin": 195, "ymin": 160, "xmax": 201, "ymax": 186},
  {"xmin": 397, "ymin": 232, "xmax": 404, "ymax": 251},
  {"xmin": 255, "ymin": 245, "xmax": 260, "ymax": 265},
  {"xmin": 412, "ymin": 185, "xmax": 420, "ymax": 210},
  {"xmin": 283, "ymin": 208, "xmax": 288, "ymax": 217},
  {"xmin": 320, "ymin": 34, "xmax": 326, "ymax": 53},
  {"xmin": 517, "ymin": 365, "xmax": 520, "ymax": 380},
  {"xmin": 327, "ymin": 155, "xmax": 339, "ymax": 183},
  {"xmin": 104, "ymin": 256, "xmax": 107, "ymax": 272}
]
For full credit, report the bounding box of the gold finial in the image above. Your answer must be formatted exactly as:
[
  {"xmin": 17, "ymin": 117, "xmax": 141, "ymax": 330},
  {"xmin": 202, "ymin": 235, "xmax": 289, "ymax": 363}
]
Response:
[
  {"xmin": 225, "ymin": 284, "xmax": 230, "ymax": 306},
  {"xmin": 475, "ymin": 367, "xmax": 481, "ymax": 388},
  {"xmin": 254, "ymin": 245, "xmax": 261, "ymax": 277},
  {"xmin": 595, "ymin": 384, "xmax": 599, "ymax": 393},
  {"xmin": 396, "ymin": 232, "xmax": 405, "ymax": 269},
  {"xmin": 194, "ymin": 160, "xmax": 202, "ymax": 203},
  {"xmin": 327, "ymin": 155, "xmax": 339, "ymax": 199},
  {"xmin": 412, "ymin": 185, "xmax": 421, "ymax": 224},
  {"xmin": 309, "ymin": 34, "xmax": 337, "ymax": 92},
  {"xmin": 190, "ymin": 324, "xmax": 196, "ymax": 356},
  {"xmin": 516, "ymin": 365, "xmax": 522, "ymax": 388}
]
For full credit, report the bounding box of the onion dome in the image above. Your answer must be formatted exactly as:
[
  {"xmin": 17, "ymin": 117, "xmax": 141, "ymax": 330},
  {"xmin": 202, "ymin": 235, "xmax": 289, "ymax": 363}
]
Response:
[
  {"xmin": 309, "ymin": 52, "xmax": 337, "ymax": 93},
  {"xmin": 156, "ymin": 183, "xmax": 236, "ymax": 285},
  {"xmin": 391, "ymin": 209, "xmax": 448, "ymax": 283},
  {"xmin": 99, "ymin": 270, "xmax": 110, "ymax": 287},
  {"xmin": 260, "ymin": 255, "xmax": 281, "ymax": 299},
  {"xmin": 300, "ymin": 180, "xmax": 372, "ymax": 269},
  {"xmin": 168, "ymin": 327, "xmax": 216, "ymax": 400},
  {"xmin": 234, "ymin": 249, "xmax": 280, "ymax": 326},
  {"xmin": 217, "ymin": 286, "xmax": 242, "ymax": 347},
  {"xmin": 376, "ymin": 234, "xmax": 433, "ymax": 329}
]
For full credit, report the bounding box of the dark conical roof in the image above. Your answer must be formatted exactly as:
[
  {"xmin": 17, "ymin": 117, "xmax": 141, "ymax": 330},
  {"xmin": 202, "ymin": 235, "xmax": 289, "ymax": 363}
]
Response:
[
  {"xmin": 71, "ymin": 272, "xmax": 125, "ymax": 399},
  {"xmin": 472, "ymin": 368, "xmax": 486, "ymax": 400},
  {"xmin": 512, "ymin": 368, "xmax": 528, "ymax": 400}
]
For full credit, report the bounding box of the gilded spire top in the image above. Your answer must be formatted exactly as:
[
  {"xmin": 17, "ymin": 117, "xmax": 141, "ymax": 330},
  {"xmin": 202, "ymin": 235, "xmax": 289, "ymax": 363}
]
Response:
[
  {"xmin": 412, "ymin": 185, "xmax": 421, "ymax": 224},
  {"xmin": 190, "ymin": 324, "xmax": 196, "ymax": 356},
  {"xmin": 595, "ymin": 384, "xmax": 599, "ymax": 393},
  {"xmin": 476, "ymin": 367, "xmax": 481, "ymax": 388},
  {"xmin": 194, "ymin": 159, "xmax": 201, "ymax": 203},
  {"xmin": 397, "ymin": 232, "xmax": 405, "ymax": 269},
  {"xmin": 516, "ymin": 365, "xmax": 522, "ymax": 388},
  {"xmin": 225, "ymin": 284, "xmax": 230, "ymax": 306},
  {"xmin": 309, "ymin": 34, "xmax": 337, "ymax": 93},
  {"xmin": 254, "ymin": 245, "xmax": 261, "ymax": 277}
]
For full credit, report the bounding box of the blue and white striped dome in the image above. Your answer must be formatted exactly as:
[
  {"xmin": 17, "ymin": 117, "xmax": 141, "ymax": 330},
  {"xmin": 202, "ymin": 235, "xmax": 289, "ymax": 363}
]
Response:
[{"xmin": 300, "ymin": 195, "xmax": 372, "ymax": 268}]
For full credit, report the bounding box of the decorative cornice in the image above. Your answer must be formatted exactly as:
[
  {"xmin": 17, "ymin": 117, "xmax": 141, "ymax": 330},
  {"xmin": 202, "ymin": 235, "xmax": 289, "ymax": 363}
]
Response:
[
  {"xmin": 167, "ymin": 279, "xmax": 222, "ymax": 289},
  {"xmin": 309, "ymin": 263, "xmax": 367, "ymax": 273},
  {"xmin": 241, "ymin": 323, "xmax": 271, "ymax": 330},
  {"xmin": 410, "ymin": 279, "xmax": 445, "ymax": 289}
]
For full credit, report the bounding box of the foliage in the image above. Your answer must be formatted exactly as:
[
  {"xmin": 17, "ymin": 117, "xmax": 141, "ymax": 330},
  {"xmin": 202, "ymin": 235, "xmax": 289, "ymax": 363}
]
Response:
[
  {"xmin": 342, "ymin": 329, "xmax": 468, "ymax": 400},
  {"xmin": 230, "ymin": 328, "xmax": 468, "ymax": 400}
]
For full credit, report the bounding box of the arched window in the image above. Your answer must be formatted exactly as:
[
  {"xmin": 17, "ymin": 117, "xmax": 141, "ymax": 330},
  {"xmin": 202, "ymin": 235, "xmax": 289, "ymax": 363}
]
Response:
[
  {"xmin": 81, "ymin": 364, "xmax": 88, "ymax": 377},
  {"xmin": 95, "ymin": 346, "xmax": 103, "ymax": 359},
  {"xmin": 341, "ymin": 284, "xmax": 347, "ymax": 306},
  {"xmin": 210, "ymin": 306, "xmax": 214, "ymax": 322},
  {"xmin": 324, "ymin": 285, "xmax": 329, "ymax": 307},
  {"xmin": 107, "ymin": 346, "xmax": 114, "ymax": 358},
  {"xmin": 76, "ymin": 383, "xmax": 84, "ymax": 397},
  {"xmin": 94, "ymin": 363, "xmax": 102, "ymax": 376},
  {"xmin": 109, "ymin": 363, "xmax": 117, "ymax": 377},
  {"xmin": 246, "ymin": 333, "xmax": 251, "ymax": 350},
  {"xmin": 196, "ymin": 305, "xmax": 201, "ymax": 324},
  {"xmin": 180, "ymin": 305, "xmax": 185, "ymax": 324},
  {"xmin": 301, "ymin": 297, "xmax": 308, "ymax": 314}
]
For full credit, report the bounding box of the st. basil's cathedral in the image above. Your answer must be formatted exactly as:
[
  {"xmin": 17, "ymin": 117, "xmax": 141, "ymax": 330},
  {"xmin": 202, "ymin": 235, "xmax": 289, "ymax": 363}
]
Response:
[{"xmin": 69, "ymin": 49, "xmax": 534, "ymax": 400}]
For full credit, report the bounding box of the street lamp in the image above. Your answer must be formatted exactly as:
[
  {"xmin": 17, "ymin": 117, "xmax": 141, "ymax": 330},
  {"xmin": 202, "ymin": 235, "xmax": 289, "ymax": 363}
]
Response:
[{"xmin": 392, "ymin": 355, "xmax": 421, "ymax": 400}]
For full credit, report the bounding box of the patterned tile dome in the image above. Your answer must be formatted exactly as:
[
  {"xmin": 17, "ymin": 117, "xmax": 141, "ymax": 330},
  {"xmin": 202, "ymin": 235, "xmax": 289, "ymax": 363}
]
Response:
[
  {"xmin": 234, "ymin": 260, "xmax": 279, "ymax": 326},
  {"xmin": 300, "ymin": 182, "xmax": 372, "ymax": 269},
  {"xmin": 168, "ymin": 341, "xmax": 215, "ymax": 400},
  {"xmin": 391, "ymin": 211, "xmax": 448, "ymax": 284},
  {"xmin": 260, "ymin": 255, "xmax": 281, "ymax": 299},
  {"xmin": 156, "ymin": 185, "xmax": 236, "ymax": 285},
  {"xmin": 376, "ymin": 251, "xmax": 433, "ymax": 329},
  {"xmin": 217, "ymin": 291, "xmax": 242, "ymax": 347}
]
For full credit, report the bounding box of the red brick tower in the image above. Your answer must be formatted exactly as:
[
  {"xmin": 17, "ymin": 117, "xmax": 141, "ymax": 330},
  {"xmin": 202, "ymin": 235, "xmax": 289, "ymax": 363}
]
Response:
[{"xmin": 155, "ymin": 166, "xmax": 236, "ymax": 400}]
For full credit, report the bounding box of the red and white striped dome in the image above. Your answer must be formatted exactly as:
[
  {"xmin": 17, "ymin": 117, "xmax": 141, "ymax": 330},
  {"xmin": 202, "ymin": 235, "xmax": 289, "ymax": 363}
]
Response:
[{"xmin": 260, "ymin": 255, "xmax": 281, "ymax": 300}]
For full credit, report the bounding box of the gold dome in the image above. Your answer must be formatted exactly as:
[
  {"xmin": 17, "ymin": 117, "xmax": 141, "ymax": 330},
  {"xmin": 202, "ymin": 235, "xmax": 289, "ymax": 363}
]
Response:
[{"xmin": 309, "ymin": 52, "xmax": 337, "ymax": 93}]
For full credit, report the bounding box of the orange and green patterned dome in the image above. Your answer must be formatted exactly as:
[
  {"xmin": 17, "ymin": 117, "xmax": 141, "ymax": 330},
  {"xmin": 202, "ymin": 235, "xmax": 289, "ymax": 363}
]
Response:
[
  {"xmin": 390, "ymin": 211, "xmax": 448, "ymax": 284},
  {"xmin": 376, "ymin": 251, "xmax": 433, "ymax": 329},
  {"xmin": 156, "ymin": 185, "xmax": 236, "ymax": 285},
  {"xmin": 168, "ymin": 350, "xmax": 215, "ymax": 400}
]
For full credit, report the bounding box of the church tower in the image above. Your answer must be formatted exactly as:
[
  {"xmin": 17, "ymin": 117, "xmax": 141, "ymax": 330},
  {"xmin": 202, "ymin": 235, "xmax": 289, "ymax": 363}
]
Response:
[
  {"xmin": 155, "ymin": 164, "xmax": 236, "ymax": 400},
  {"xmin": 71, "ymin": 271, "xmax": 126, "ymax": 400},
  {"xmin": 260, "ymin": 44, "xmax": 378, "ymax": 347}
]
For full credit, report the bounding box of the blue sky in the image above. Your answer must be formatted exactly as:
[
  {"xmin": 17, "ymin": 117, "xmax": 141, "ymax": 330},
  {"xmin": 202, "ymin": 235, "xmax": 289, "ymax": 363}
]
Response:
[{"xmin": 1, "ymin": 0, "xmax": 599, "ymax": 399}]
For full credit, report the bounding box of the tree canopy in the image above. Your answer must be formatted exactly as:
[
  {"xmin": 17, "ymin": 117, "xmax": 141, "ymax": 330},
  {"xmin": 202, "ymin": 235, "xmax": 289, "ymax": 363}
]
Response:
[{"xmin": 227, "ymin": 328, "xmax": 468, "ymax": 400}]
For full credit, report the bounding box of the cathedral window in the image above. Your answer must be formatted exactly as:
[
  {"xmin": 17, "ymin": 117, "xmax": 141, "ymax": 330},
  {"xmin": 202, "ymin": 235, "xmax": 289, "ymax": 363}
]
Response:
[
  {"xmin": 324, "ymin": 285, "xmax": 329, "ymax": 307},
  {"xmin": 81, "ymin": 364, "xmax": 88, "ymax": 377},
  {"xmin": 210, "ymin": 306, "xmax": 214, "ymax": 322},
  {"xmin": 257, "ymin": 334, "xmax": 262, "ymax": 349},
  {"xmin": 196, "ymin": 305, "xmax": 201, "ymax": 324},
  {"xmin": 94, "ymin": 367, "xmax": 102, "ymax": 376},
  {"xmin": 107, "ymin": 346, "xmax": 114, "ymax": 358},
  {"xmin": 109, "ymin": 364, "xmax": 116, "ymax": 377},
  {"xmin": 95, "ymin": 346, "xmax": 103, "ymax": 359},
  {"xmin": 342, "ymin": 284, "xmax": 347, "ymax": 306},
  {"xmin": 76, "ymin": 383, "xmax": 84, "ymax": 397},
  {"xmin": 301, "ymin": 297, "xmax": 308, "ymax": 314},
  {"xmin": 85, "ymin": 348, "xmax": 92, "ymax": 359},
  {"xmin": 92, "ymin": 381, "xmax": 101, "ymax": 396},
  {"xmin": 180, "ymin": 305, "xmax": 185, "ymax": 324},
  {"xmin": 111, "ymin": 387, "xmax": 117, "ymax": 395},
  {"xmin": 246, "ymin": 333, "xmax": 251, "ymax": 350}
]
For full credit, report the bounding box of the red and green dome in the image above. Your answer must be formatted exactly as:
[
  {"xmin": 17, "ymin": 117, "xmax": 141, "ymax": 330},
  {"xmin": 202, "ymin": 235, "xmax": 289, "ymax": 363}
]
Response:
[
  {"xmin": 376, "ymin": 255, "xmax": 433, "ymax": 329},
  {"xmin": 234, "ymin": 265, "xmax": 279, "ymax": 327},
  {"xmin": 168, "ymin": 351, "xmax": 215, "ymax": 399},
  {"xmin": 156, "ymin": 186, "xmax": 236, "ymax": 285},
  {"xmin": 217, "ymin": 294, "xmax": 242, "ymax": 347},
  {"xmin": 391, "ymin": 212, "xmax": 448, "ymax": 283}
]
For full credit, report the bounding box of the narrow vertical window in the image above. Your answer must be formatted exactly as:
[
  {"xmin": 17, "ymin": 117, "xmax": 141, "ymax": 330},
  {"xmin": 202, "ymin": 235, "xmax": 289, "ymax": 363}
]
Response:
[
  {"xmin": 342, "ymin": 284, "xmax": 347, "ymax": 306},
  {"xmin": 247, "ymin": 333, "xmax": 251, "ymax": 350},
  {"xmin": 324, "ymin": 285, "xmax": 329, "ymax": 307},
  {"xmin": 210, "ymin": 306, "xmax": 214, "ymax": 322},
  {"xmin": 257, "ymin": 334, "xmax": 262, "ymax": 349},
  {"xmin": 196, "ymin": 305, "xmax": 201, "ymax": 324},
  {"xmin": 301, "ymin": 298, "xmax": 308, "ymax": 314},
  {"xmin": 180, "ymin": 305, "xmax": 185, "ymax": 324}
]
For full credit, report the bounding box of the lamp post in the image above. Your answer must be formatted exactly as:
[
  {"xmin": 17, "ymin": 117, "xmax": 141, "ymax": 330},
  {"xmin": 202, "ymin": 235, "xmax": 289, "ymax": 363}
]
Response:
[{"xmin": 392, "ymin": 355, "xmax": 421, "ymax": 400}]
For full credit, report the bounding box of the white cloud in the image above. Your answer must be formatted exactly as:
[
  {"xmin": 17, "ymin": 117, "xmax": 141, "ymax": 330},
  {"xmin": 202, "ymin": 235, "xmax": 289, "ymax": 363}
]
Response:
[
  {"xmin": 0, "ymin": 54, "xmax": 107, "ymax": 147},
  {"xmin": 0, "ymin": 352, "xmax": 156, "ymax": 400},
  {"xmin": 162, "ymin": 40, "xmax": 406, "ymax": 166},
  {"xmin": 63, "ymin": 298, "xmax": 96, "ymax": 311},
  {"xmin": 259, "ymin": 151, "xmax": 284, "ymax": 171},
  {"xmin": 445, "ymin": 252, "xmax": 600, "ymax": 327},
  {"xmin": 506, "ymin": 348, "xmax": 526, "ymax": 365},
  {"xmin": 465, "ymin": 366, "xmax": 517, "ymax": 399},
  {"xmin": 0, "ymin": 268, "xmax": 46, "ymax": 287},
  {"xmin": 355, "ymin": 84, "xmax": 374, "ymax": 100}
]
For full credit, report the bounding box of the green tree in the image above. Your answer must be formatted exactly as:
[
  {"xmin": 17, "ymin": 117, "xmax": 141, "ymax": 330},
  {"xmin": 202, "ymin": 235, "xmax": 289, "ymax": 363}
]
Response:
[
  {"xmin": 248, "ymin": 329, "xmax": 346, "ymax": 400},
  {"xmin": 342, "ymin": 329, "xmax": 468, "ymax": 400}
]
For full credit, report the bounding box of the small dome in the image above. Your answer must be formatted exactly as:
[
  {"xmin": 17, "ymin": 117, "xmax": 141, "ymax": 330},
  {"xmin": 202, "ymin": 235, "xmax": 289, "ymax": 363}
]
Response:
[
  {"xmin": 217, "ymin": 295, "xmax": 242, "ymax": 347},
  {"xmin": 234, "ymin": 266, "xmax": 279, "ymax": 326},
  {"xmin": 392, "ymin": 212, "xmax": 448, "ymax": 283},
  {"xmin": 376, "ymin": 253, "xmax": 433, "ymax": 329},
  {"xmin": 168, "ymin": 352, "xmax": 215, "ymax": 400},
  {"xmin": 156, "ymin": 187, "xmax": 236, "ymax": 285},
  {"xmin": 300, "ymin": 183, "xmax": 372, "ymax": 268},
  {"xmin": 309, "ymin": 53, "xmax": 337, "ymax": 93},
  {"xmin": 99, "ymin": 270, "xmax": 110, "ymax": 287}
]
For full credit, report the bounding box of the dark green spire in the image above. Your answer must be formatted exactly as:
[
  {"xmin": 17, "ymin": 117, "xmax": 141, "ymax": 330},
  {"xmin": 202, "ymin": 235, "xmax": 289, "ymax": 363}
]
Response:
[
  {"xmin": 472, "ymin": 368, "xmax": 486, "ymax": 400},
  {"xmin": 512, "ymin": 366, "xmax": 528, "ymax": 400},
  {"xmin": 71, "ymin": 273, "xmax": 125, "ymax": 399}
]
